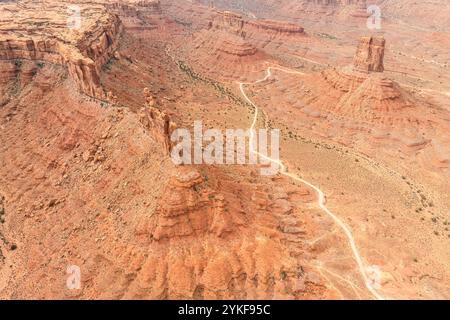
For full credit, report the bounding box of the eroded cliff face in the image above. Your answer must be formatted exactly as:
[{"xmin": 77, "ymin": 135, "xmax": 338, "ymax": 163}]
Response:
[
  {"xmin": 0, "ymin": 66, "xmax": 331, "ymax": 299},
  {"xmin": 353, "ymin": 36, "xmax": 385, "ymax": 73},
  {"xmin": 212, "ymin": 10, "xmax": 305, "ymax": 40},
  {"xmin": 107, "ymin": 0, "xmax": 162, "ymax": 23},
  {"xmin": 139, "ymin": 88, "xmax": 177, "ymax": 154},
  {"xmin": 276, "ymin": 36, "xmax": 422, "ymax": 126},
  {"xmin": 0, "ymin": 0, "xmax": 123, "ymax": 99},
  {"xmin": 184, "ymin": 8, "xmax": 306, "ymax": 81}
]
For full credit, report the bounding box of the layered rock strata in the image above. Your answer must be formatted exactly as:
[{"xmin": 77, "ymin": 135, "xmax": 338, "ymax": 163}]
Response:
[
  {"xmin": 353, "ymin": 36, "xmax": 385, "ymax": 73},
  {"xmin": 0, "ymin": 0, "xmax": 123, "ymax": 99},
  {"xmin": 139, "ymin": 88, "xmax": 177, "ymax": 154}
]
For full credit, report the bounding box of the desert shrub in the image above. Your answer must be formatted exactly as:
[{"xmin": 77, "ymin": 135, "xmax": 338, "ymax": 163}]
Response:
[{"xmin": 14, "ymin": 59, "xmax": 22, "ymax": 68}]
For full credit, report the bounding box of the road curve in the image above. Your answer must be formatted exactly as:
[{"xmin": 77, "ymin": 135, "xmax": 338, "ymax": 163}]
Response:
[{"xmin": 238, "ymin": 67, "xmax": 385, "ymax": 300}]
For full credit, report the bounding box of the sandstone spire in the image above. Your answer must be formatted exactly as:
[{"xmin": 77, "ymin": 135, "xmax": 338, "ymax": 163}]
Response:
[
  {"xmin": 140, "ymin": 87, "xmax": 176, "ymax": 153},
  {"xmin": 353, "ymin": 36, "xmax": 385, "ymax": 73}
]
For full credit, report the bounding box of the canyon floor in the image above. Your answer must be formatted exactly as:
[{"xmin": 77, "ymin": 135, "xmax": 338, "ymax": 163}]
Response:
[{"xmin": 0, "ymin": 0, "xmax": 449, "ymax": 300}]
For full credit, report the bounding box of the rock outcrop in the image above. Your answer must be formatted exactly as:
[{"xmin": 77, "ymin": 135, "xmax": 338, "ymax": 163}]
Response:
[
  {"xmin": 107, "ymin": 0, "xmax": 162, "ymax": 18},
  {"xmin": 0, "ymin": 0, "xmax": 123, "ymax": 99},
  {"xmin": 350, "ymin": 0, "xmax": 370, "ymax": 18},
  {"xmin": 135, "ymin": 167, "xmax": 238, "ymax": 240},
  {"xmin": 188, "ymin": 27, "xmax": 268, "ymax": 81},
  {"xmin": 248, "ymin": 19, "xmax": 305, "ymax": 35},
  {"xmin": 212, "ymin": 10, "xmax": 305, "ymax": 40},
  {"xmin": 353, "ymin": 36, "xmax": 385, "ymax": 73},
  {"xmin": 139, "ymin": 88, "xmax": 177, "ymax": 154},
  {"xmin": 0, "ymin": 195, "xmax": 5, "ymax": 225}
]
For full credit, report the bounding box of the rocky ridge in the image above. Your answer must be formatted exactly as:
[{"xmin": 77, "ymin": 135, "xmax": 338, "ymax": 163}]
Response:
[{"xmin": 139, "ymin": 87, "xmax": 177, "ymax": 154}]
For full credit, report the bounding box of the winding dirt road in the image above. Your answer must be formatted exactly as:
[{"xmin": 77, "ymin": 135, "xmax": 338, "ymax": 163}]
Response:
[{"xmin": 238, "ymin": 66, "xmax": 385, "ymax": 300}]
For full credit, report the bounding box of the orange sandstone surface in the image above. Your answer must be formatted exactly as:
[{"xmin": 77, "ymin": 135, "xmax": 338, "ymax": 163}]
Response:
[{"xmin": 0, "ymin": 0, "xmax": 449, "ymax": 300}]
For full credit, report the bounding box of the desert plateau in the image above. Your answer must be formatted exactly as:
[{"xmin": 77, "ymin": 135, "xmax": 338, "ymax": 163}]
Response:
[{"xmin": 0, "ymin": 0, "xmax": 449, "ymax": 300}]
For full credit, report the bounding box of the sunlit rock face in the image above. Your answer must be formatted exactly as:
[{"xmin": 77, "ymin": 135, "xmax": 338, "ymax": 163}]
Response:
[
  {"xmin": 0, "ymin": 0, "xmax": 123, "ymax": 99},
  {"xmin": 353, "ymin": 36, "xmax": 385, "ymax": 73}
]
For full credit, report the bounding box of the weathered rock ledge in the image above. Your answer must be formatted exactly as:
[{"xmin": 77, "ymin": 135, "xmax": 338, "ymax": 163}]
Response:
[{"xmin": 0, "ymin": 0, "xmax": 124, "ymax": 99}]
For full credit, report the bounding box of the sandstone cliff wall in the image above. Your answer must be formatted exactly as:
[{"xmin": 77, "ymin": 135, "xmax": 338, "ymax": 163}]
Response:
[
  {"xmin": 212, "ymin": 10, "xmax": 305, "ymax": 38},
  {"xmin": 0, "ymin": 11, "xmax": 123, "ymax": 99},
  {"xmin": 353, "ymin": 36, "xmax": 385, "ymax": 73}
]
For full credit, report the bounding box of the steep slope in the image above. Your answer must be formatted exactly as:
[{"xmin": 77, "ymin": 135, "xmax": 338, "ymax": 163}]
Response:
[{"xmin": 183, "ymin": 10, "xmax": 269, "ymax": 82}]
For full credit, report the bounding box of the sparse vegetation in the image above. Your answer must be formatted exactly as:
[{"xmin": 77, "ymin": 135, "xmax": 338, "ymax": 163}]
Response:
[
  {"xmin": 0, "ymin": 203, "xmax": 4, "ymax": 223},
  {"xmin": 316, "ymin": 32, "xmax": 338, "ymax": 40},
  {"xmin": 102, "ymin": 57, "xmax": 117, "ymax": 72},
  {"xmin": 177, "ymin": 60, "xmax": 249, "ymax": 107}
]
